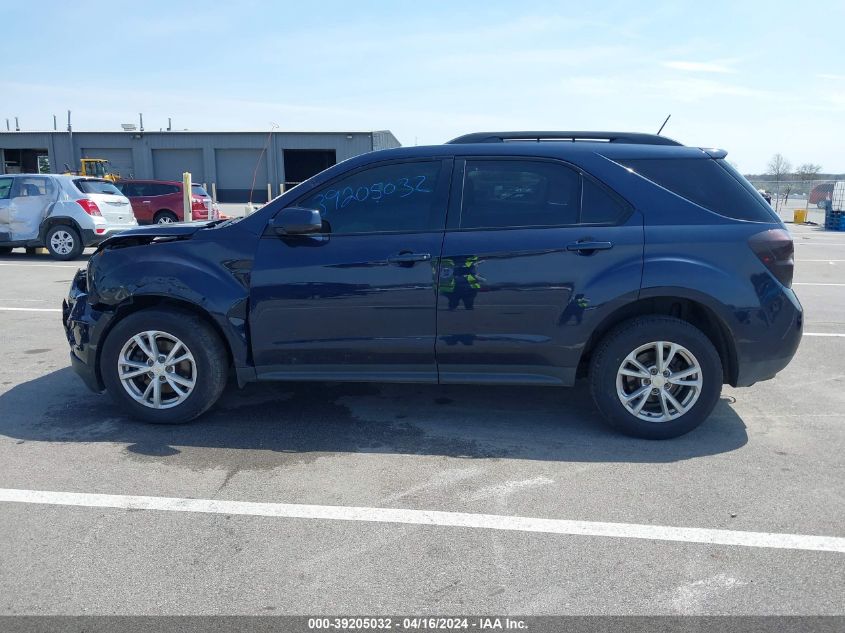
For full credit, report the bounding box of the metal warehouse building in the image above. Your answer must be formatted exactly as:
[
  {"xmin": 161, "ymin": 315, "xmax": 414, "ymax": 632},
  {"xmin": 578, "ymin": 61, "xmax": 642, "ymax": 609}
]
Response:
[{"xmin": 0, "ymin": 130, "xmax": 401, "ymax": 202}]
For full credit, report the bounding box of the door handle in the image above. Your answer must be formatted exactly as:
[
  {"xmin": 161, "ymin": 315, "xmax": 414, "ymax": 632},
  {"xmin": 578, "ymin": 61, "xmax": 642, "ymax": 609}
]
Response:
[
  {"xmin": 566, "ymin": 240, "xmax": 613, "ymax": 254},
  {"xmin": 387, "ymin": 251, "xmax": 432, "ymax": 265}
]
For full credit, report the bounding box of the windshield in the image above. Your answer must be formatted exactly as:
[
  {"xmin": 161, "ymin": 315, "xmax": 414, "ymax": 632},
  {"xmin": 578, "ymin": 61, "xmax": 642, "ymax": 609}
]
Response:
[
  {"xmin": 74, "ymin": 179, "xmax": 122, "ymax": 195},
  {"xmin": 85, "ymin": 161, "xmax": 108, "ymax": 178}
]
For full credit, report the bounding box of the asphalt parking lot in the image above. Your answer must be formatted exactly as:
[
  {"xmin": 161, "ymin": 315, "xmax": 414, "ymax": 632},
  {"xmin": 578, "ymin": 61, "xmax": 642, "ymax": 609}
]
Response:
[{"xmin": 0, "ymin": 224, "xmax": 843, "ymax": 616}]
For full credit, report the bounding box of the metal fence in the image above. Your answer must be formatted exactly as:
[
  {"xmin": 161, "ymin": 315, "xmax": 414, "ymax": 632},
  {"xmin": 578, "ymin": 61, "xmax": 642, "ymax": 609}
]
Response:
[{"xmin": 746, "ymin": 178, "xmax": 845, "ymax": 224}]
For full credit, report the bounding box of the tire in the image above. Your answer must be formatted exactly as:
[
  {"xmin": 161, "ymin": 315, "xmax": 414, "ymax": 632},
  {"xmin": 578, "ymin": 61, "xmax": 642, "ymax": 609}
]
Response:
[
  {"xmin": 101, "ymin": 308, "xmax": 229, "ymax": 424},
  {"xmin": 0, "ymin": 247, "xmax": 12, "ymax": 256},
  {"xmin": 45, "ymin": 225, "xmax": 83, "ymax": 260},
  {"xmin": 154, "ymin": 210, "xmax": 178, "ymax": 224},
  {"xmin": 589, "ymin": 316, "xmax": 723, "ymax": 439}
]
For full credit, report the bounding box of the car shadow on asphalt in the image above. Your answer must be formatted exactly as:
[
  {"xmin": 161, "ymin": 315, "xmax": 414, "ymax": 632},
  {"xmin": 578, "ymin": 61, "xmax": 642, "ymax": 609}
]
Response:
[{"xmin": 0, "ymin": 367, "xmax": 747, "ymax": 463}]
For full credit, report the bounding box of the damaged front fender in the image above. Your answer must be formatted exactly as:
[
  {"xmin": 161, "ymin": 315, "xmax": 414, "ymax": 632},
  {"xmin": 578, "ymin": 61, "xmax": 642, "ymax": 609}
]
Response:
[{"xmin": 86, "ymin": 222, "xmax": 257, "ymax": 371}]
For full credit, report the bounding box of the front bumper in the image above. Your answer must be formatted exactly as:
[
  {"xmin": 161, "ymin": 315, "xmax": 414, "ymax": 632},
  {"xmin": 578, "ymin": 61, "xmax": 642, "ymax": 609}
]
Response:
[
  {"xmin": 62, "ymin": 268, "xmax": 106, "ymax": 393},
  {"xmin": 80, "ymin": 224, "xmax": 138, "ymax": 247}
]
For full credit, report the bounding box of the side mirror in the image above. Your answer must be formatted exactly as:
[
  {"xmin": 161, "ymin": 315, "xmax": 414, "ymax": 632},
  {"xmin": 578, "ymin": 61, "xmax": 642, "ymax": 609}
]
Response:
[{"xmin": 270, "ymin": 206, "xmax": 322, "ymax": 235}]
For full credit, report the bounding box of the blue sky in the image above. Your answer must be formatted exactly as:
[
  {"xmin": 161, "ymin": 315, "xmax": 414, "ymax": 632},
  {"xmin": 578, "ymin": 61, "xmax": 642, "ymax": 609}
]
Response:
[{"xmin": 4, "ymin": 0, "xmax": 844, "ymax": 173}]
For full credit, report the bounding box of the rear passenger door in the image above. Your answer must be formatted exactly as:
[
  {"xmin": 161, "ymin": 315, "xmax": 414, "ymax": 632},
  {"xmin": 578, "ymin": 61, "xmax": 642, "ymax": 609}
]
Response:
[{"xmin": 436, "ymin": 157, "xmax": 643, "ymax": 386}]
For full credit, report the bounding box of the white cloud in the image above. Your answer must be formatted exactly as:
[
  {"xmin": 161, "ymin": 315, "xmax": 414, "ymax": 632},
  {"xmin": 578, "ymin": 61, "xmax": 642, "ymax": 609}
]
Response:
[{"xmin": 663, "ymin": 60, "xmax": 737, "ymax": 74}]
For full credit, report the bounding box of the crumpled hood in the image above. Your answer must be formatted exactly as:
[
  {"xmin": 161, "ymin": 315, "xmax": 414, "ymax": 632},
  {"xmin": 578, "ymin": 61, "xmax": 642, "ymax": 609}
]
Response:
[{"xmin": 95, "ymin": 221, "xmax": 218, "ymax": 251}]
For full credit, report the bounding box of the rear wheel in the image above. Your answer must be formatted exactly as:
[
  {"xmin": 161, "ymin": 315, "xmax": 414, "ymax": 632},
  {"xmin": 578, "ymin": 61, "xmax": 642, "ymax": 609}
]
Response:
[
  {"xmin": 101, "ymin": 308, "xmax": 228, "ymax": 423},
  {"xmin": 45, "ymin": 225, "xmax": 83, "ymax": 260},
  {"xmin": 154, "ymin": 210, "xmax": 178, "ymax": 224},
  {"xmin": 589, "ymin": 316, "xmax": 723, "ymax": 439}
]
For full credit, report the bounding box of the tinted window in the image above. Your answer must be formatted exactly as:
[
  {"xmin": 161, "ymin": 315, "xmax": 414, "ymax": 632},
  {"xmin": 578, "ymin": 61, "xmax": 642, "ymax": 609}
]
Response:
[
  {"xmin": 75, "ymin": 179, "xmax": 122, "ymax": 195},
  {"xmin": 622, "ymin": 158, "xmax": 777, "ymax": 222},
  {"xmin": 14, "ymin": 177, "xmax": 54, "ymax": 198},
  {"xmin": 460, "ymin": 160, "xmax": 580, "ymax": 229},
  {"xmin": 581, "ymin": 178, "xmax": 629, "ymax": 224},
  {"xmin": 151, "ymin": 184, "xmax": 179, "ymax": 196},
  {"xmin": 299, "ymin": 160, "xmax": 446, "ymax": 233},
  {"xmin": 0, "ymin": 178, "xmax": 12, "ymax": 200},
  {"xmin": 117, "ymin": 182, "xmax": 136, "ymax": 196}
]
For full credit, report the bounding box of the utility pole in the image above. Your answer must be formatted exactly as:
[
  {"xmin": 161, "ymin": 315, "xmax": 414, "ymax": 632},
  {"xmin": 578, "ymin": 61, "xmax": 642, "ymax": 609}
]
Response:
[
  {"xmin": 14, "ymin": 117, "xmax": 20, "ymax": 131},
  {"xmin": 67, "ymin": 110, "xmax": 74, "ymax": 168},
  {"xmin": 139, "ymin": 113, "xmax": 144, "ymax": 132}
]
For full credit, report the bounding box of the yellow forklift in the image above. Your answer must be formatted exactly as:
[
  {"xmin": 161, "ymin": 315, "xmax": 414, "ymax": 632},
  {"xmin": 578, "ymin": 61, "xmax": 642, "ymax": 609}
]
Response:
[{"xmin": 63, "ymin": 158, "xmax": 120, "ymax": 182}]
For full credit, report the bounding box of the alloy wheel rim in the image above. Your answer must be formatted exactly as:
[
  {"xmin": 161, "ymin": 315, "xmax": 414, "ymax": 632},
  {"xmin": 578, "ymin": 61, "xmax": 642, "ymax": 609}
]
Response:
[
  {"xmin": 615, "ymin": 341, "xmax": 703, "ymax": 423},
  {"xmin": 118, "ymin": 331, "xmax": 196, "ymax": 409},
  {"xmin": 157, "ymin": 215, "xmax": 174, "ymax": 224},
  {"xmin": 50, "ymin": 230, "xmax": 74, "ymax": 255}
]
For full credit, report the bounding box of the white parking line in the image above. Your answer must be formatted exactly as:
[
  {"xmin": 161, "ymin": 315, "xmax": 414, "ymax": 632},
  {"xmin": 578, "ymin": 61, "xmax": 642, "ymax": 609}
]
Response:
[
  {"xmin": 0, "ymin": 262, "xmax": 80, "ymax": 269},
  {"xmin": 804, "ymin": 333, "xmax": 845, "ymax": 337},
  {"xmin": 793, "ymin": 283, "xmax": 845, "ymax": 287},
  {"xmin": 1, "ymin": 488, "xmax": 843, "ymax": 553},
  {"xmin": 0, "ymin": 307, "xmax": 61, "ymax": 313},
  {"xmin": 797, "ymin": 259, "xmax": 845, "ymax": 262}
]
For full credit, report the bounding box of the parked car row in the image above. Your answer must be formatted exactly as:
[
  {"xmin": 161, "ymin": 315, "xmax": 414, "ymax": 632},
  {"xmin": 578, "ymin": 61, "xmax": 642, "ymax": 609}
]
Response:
[
  {"xmin": 114, "ymin": 180, "xmax": 220, "ymax": 224},
  {"xmin": 0, "ymin": 175, "xmax": 218, "ymax": 260}
]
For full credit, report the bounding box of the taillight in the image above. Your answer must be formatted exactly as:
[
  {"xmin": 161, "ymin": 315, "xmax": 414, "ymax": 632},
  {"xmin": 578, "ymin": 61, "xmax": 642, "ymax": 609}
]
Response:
[
  {"xmin": 191, "ymin": 197, "xmax": 205, "ymax": 210},
  {"xmin": 749, "ymin": 229, "xmax": 794, "ymax": 288},
  {"xmin": 76, "ymin": 199, "xmax": 101, "ymax": 216}
]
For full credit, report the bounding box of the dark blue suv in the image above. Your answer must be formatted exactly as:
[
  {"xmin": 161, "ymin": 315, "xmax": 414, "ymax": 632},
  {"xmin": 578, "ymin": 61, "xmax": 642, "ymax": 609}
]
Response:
[{"xmin": 62, "ymin": 131, "xmax": 802, "ymax": 439}]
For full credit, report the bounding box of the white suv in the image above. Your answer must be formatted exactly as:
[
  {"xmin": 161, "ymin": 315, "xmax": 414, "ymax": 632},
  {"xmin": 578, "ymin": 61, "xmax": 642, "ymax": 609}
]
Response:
[{"xmin": 0, "ymin": 174, "xmax": 137, "ymax": 260}]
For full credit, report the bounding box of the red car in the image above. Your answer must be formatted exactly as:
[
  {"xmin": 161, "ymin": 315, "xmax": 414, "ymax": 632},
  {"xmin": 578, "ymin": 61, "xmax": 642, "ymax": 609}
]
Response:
[
  {"xmin": 809, "ymin": 183, "xmax": 834, "ymax": 208},
  {"xmin": 115, "ymin": 180, "xmax": 219, "ymax": 224}
]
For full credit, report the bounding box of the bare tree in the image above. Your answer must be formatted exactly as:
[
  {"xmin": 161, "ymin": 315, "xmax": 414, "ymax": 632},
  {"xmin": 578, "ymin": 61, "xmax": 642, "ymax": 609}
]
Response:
[
  {"xmin": 767, "ymin": 154, "xmax": 793, "ymax": 211},
  {"xmin": 795, "ymin": 162, "xmax": 822, "ymax": 184}
]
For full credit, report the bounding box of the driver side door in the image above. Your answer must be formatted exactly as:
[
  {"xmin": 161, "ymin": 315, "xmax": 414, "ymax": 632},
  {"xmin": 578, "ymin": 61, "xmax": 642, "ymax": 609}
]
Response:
[{"xmin": 249, "ymin": 158, "xmax": 452, "ymax": 382}]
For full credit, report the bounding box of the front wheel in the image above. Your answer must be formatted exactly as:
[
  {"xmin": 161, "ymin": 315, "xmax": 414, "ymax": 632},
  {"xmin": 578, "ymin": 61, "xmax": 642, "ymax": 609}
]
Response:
[
  {"xmin": 589, "ymin": 316, "xmax": 723, "ymax": 439},
  {"xmin": 45, "ymin": 225, "xmax": 83, "ymax": 260},
  {"xmin": 101, "ymin": 308, "xmax": 229, "ymax": 423}
]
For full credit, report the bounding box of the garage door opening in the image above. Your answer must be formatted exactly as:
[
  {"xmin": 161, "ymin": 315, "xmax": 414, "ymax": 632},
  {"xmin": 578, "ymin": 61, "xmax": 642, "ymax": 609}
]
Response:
[
  {"xmin": 3, "ymin": 148, "xmax": 49, "ymax": 174},
  {"xmin": 283, "ymin": 149, "xmax": 336, "ymax": 190}
]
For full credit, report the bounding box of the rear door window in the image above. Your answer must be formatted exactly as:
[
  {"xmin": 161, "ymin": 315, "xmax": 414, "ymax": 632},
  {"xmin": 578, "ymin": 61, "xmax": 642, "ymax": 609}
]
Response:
[
  {"xmin": 154, "ymin": 184, "xmax": 180, "ymax": 196},
  {"xmin": 621, "ymin": 158, "xmax": 777, "ymax": 222},
  {"xmin": 459, "ymin": 160, "xmax": 581, "ymax": 229},
  {"xmin": 581, "ymin": 178, "xmax": 630, "ymax": 224},
  {"xmin": 13, "ymin": 177, "xmax": 55, "ymax": 198}
]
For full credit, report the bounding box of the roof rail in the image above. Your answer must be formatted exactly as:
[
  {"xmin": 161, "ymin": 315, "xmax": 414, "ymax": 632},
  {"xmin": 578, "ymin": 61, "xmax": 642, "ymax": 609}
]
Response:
[{"xmin": 446, "ymin": 131, "xmax": 683, "ymax": 146}]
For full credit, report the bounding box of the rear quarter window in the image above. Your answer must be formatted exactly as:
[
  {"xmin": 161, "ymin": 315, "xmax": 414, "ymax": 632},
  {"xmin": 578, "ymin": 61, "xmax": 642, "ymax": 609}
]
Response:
[
  {"xmin": 621, "ymin": 158, "xmax": 778, "ymax": 222},
  {"xmin": 74, "ymin": 179, "xmax": 122, "ymax": 196}
]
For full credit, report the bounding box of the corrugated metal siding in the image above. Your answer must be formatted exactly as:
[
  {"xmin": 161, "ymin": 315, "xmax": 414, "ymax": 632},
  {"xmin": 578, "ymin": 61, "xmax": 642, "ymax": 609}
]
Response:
[
  {"xmin": 215, "ymin": 149, "xmax": 268, "ymax": 202},
  {"xmin": 152, "ymin": 149, "xmax": 205, "ymax": 182},
  {"xmin": 0, "ymin": 130, "xmax": 400, "ymax": 199}
]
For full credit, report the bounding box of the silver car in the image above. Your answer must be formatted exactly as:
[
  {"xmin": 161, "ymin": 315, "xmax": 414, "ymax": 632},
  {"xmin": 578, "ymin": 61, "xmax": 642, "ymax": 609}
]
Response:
[{"xmin": 0, "ymin": 174, "xmax": 137, "ymax": 260}]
